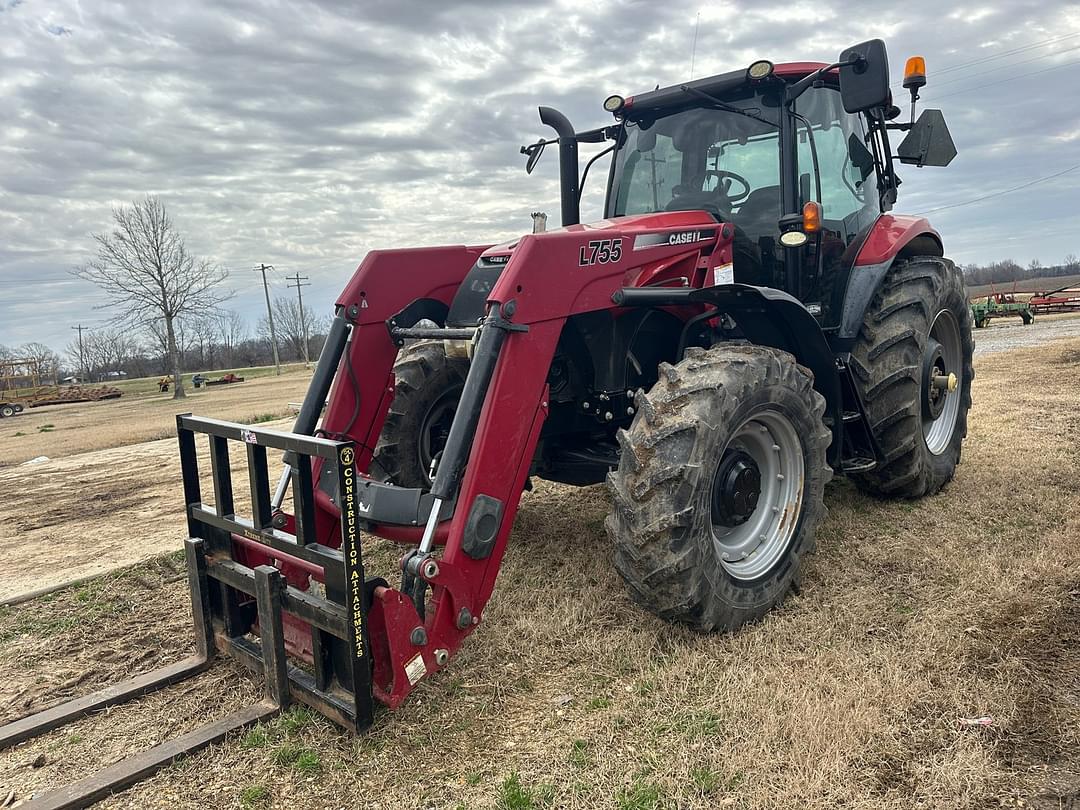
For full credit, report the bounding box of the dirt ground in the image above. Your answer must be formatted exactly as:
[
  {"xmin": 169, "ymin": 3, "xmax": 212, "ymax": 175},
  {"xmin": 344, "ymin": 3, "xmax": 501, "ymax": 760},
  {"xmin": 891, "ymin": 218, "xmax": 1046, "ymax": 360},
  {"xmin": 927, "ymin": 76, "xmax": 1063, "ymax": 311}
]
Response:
[
  {"xmin": 0, "ymin": 370, "xmax": 312, "ymax": 602},
  {"xmin": 0, "ymin": 367, "xmax": 312, "ymax": 466},
  {"xmin": 0, "ymin": 335, "xmax": 1078, "ymax": 809}
]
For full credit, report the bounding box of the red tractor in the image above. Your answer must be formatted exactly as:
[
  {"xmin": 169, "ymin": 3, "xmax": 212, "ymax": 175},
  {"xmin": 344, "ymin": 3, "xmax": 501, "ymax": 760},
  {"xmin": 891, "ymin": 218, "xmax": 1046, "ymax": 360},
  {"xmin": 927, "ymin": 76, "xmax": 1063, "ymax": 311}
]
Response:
[{"xmin": 3, "ymin": 40, "xmax": 972, "ymax": 799}]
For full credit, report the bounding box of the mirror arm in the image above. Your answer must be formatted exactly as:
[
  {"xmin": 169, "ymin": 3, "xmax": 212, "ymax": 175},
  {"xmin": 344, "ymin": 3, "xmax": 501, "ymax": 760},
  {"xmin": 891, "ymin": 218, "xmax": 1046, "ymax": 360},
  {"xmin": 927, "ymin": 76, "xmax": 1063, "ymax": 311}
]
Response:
[
  {"xmin": 519, "ymin": 137, "xmax": 558, "ymax": 156},
  {"xmin": 783, "ymin": 58, "xmax": 860, "ymax": 104}
]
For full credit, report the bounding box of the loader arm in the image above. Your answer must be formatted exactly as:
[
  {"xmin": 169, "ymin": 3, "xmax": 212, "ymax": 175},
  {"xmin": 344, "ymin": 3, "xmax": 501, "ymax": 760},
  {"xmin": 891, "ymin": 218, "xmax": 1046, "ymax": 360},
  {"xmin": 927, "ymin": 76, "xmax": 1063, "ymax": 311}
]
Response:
[{"xmin": 229, "ymin": 219, "xmax": 732, "ymax": 712}]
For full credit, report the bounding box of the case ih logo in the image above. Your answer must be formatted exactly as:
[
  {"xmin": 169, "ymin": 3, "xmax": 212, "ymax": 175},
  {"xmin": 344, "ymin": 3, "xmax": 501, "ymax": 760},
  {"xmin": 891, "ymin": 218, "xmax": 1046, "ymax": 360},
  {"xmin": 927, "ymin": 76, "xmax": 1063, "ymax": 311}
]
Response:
[{"xmin": 633, "ymin": 228, "xmax": 717, "ymax": 251}]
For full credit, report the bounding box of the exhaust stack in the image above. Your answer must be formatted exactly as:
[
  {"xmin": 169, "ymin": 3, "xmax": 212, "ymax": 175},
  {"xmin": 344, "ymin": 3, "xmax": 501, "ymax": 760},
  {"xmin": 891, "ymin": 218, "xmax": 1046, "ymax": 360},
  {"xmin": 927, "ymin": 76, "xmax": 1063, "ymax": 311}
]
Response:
[{"xmin": 538, "ymin": 106, "xmax": 580, "ymax": 226}]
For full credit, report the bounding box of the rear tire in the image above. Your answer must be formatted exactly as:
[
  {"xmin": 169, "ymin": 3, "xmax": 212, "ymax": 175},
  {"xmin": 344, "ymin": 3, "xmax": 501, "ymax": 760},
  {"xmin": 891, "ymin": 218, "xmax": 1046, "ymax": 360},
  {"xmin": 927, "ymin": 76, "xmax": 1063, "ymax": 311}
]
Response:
[
  {"xmin": 850, "ymin": 257, "xmax": 974, "ymax": 498},
  {"xmin": 0, "ymin": 404, "xmax": 13, "ymax": 418},
  {"xmin": 371, "ymin": 341, "xmax": 468, "ymax": 488},
  {"xmin": 606, "ymin": 344, "xmax": 831, "ymax": 632}
]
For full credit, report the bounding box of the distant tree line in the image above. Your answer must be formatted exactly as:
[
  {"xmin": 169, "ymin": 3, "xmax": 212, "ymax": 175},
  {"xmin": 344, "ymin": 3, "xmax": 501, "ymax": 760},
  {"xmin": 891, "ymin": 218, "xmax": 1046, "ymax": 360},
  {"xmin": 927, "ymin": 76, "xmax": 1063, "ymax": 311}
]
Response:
[
  {"xmin": 0, "ymin": 299, "xmax": 329, "ymax": 385},
  {"xmin": 961, "ymin": 254, "xmax": 1080, "ymax": 288}
]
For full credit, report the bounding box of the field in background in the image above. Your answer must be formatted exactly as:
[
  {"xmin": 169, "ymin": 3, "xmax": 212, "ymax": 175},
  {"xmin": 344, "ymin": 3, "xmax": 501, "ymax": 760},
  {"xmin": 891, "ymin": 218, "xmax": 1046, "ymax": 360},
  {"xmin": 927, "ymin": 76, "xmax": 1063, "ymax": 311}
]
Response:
[
  {"xmin": 0, "ymin": 367, "xmax": 312, "ymax": 465},
  {"xmin": 108, "ymin": 362, "xmax": 311, "ymax": 397},
  {"xmin": 967, "ymin": 272, "xmax": 1080, "ymax": 299}
]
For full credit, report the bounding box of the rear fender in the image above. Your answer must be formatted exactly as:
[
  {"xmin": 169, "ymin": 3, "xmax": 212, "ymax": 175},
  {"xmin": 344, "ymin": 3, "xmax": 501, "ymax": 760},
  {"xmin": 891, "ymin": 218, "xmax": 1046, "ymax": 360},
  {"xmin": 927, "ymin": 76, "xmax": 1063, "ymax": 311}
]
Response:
[
  {"xmin": 839, "ymin": 214, "xmax": 943, "ymax": 341},
  {"xmin": 692, "ymin": 284, "xmax": 843, "ymax": 465}
]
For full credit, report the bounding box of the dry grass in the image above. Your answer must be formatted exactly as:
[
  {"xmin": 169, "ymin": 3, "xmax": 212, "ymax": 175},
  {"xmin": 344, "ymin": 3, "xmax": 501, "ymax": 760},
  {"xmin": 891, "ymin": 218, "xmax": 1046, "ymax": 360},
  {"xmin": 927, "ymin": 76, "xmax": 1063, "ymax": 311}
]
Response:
[
  {"xmin": 0, "ymin": 340, "xmax": 1078, "ymax": 809},
  {"xmin": 0, "ymin": 367, "xmax": 312, "ymax": 466}
]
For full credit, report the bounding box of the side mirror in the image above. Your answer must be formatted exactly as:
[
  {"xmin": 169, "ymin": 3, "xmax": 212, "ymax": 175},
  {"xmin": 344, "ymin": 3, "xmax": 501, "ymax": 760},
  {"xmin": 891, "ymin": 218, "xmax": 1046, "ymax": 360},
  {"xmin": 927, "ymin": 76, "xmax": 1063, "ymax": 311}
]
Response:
[
  {"xmin": 838, "ymin": 39, "xmax": 890, "ymax": 113},
  {"xmin": 521, "ymin": 139, "xmax": 546, "ymax": 174},
  {"xmin": 897, "ymin": 109, "xmax": 957, "ymax": 167},
  {"xmin": 847, "ymin": 133, "xmax": 875, "ymax": 181}
]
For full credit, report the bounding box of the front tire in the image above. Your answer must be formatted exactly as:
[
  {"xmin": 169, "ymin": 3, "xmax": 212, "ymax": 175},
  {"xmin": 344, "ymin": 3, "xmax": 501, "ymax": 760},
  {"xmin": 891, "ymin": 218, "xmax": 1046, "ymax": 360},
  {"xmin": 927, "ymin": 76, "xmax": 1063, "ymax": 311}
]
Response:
[
  {"xmin": 850, "ymin": 256, "xmax": 974, "ymax": 498},
  {"xmin": 606, "ymin": 345, "xmax": 832, "ymax": 632},
  {"xmin": 371, "ymin": 342, "xmax": 468, "ymax": 488}
]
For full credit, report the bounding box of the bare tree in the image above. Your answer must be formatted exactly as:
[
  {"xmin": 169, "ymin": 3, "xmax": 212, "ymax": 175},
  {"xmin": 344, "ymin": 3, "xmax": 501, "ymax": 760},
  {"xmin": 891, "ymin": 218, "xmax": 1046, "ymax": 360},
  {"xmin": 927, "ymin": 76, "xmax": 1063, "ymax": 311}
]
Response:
[
  {"xmin": 147, "ymin": 317, "xmax": 192, "ymax": 373},
  {"xmin": 1065, "ymin": 253, "xmax": 1080, "ymax": 275},
  {"xmin": 18, "ymin": 342, "xmax": 60, "ymax": 376},
  {"xmin": 258, "ymin": 297, "xmax": 319, "ymax": 362},
  {"xmin": 70, "ymin": 328, "xmax": 141, "ymax": 380},
  {"xmin": 215, "ymin": 310, "xmax": 247, "ymax": 367},
  {"xmin": 74, "ymin": 196, "xmax": 230, "ymax": 398}
]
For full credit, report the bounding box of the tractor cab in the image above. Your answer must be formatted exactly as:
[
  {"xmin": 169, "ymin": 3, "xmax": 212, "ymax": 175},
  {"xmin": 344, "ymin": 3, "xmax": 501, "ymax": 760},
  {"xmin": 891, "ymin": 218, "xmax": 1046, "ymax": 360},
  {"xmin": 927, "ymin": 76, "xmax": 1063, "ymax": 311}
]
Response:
[
  {"xmin": 605, "ymin": 73, "xmax": 876, "ymax": 303},
  {"xmin": 524, "ymin": 40, "xmax": 956, "ymax": 331}
]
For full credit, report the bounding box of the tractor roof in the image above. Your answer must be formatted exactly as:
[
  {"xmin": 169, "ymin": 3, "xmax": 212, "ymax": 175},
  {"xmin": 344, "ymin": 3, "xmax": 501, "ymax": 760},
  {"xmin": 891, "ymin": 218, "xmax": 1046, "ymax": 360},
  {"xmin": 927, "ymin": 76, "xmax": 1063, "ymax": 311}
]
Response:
[{"xmin": 624, "ymin": 61, "xmax": 833, "ymax": 115}]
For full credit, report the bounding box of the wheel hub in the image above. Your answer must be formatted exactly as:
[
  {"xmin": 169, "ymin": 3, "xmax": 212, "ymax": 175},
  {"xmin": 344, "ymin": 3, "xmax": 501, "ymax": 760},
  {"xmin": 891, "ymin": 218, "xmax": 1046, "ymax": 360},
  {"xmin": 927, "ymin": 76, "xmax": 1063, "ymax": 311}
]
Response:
[
  {"xmin": 922, "ymin": 309, "xmax": 964, "ymax": 456},
  {"xmin": 922, "ymin": 339, "xmax": 948, "ymax": 420},
  {"xmin": 711, "ymin": 450, "xmax": 761, "ymax": 526},
  {"xmin": 709, "ymin": 411, "xmax": 805, "ymax": 581},
  {"xmin": 420, "ymin": 392, "xmax": 460, "ymax": 483}
]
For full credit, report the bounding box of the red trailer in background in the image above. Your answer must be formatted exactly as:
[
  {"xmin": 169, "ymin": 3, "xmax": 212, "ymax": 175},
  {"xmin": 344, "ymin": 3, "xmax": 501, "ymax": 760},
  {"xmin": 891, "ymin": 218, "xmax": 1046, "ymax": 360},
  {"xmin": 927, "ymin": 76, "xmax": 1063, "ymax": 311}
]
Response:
[{"xmin": 1030, "ymin": 284, "xmax": 1080, "ymax": 315}]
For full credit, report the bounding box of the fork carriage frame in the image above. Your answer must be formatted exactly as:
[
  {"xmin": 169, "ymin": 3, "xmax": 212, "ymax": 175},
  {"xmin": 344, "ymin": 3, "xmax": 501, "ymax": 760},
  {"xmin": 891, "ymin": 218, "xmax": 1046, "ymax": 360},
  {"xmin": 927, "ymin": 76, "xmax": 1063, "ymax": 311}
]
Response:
[
  {"xmin": 176, "ymin": 414, "xmax": 376, "ymax": 731},
  {"xmin": 0, "ymin": 420, "xmax": 375, "ymax": 809}
]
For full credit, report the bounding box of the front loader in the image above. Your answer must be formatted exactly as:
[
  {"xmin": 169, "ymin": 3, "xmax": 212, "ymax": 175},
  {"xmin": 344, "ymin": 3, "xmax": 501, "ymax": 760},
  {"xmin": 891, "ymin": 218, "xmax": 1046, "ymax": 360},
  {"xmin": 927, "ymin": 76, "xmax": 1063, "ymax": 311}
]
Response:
[{"xmin": 2, "ymin": 39, "xmax": 971, "ymax": 806}]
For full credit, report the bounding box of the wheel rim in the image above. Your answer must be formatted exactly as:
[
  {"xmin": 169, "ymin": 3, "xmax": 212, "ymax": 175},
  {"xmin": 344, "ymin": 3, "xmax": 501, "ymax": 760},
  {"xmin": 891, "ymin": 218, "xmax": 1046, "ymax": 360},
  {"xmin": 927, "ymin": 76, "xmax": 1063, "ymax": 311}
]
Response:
[
  {"xmin": 923, "ymin": 308, "xmax": 962, "ymax": 456},
  {"xmin": 710, "ymin": 409, "xmax": 804, "ymax": 581},
  {"xmin": 418, "ymin": 389, "xmax": 461, "ymax": 484}
]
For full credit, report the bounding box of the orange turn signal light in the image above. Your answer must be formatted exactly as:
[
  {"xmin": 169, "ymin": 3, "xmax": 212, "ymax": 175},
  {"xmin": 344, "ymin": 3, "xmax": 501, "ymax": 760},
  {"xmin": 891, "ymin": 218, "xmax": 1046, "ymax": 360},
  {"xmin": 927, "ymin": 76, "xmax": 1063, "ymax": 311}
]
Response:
[
  {"xmin": 904, "ymin": 56, "xmax": 927, "ymax": 89},
  {"xmin": 802, "ymin": 201, "xmax": 822, "ymax": 233}
]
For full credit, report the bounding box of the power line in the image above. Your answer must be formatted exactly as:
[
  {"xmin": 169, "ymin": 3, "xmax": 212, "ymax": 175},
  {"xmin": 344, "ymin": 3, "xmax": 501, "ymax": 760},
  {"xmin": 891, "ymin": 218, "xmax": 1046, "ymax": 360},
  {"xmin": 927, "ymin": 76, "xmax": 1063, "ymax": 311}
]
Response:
[
  {"xmin": 926, "ymin": 55, "xmax": 1080, "ymax": 101},
  {"xmin": 254, "ymin": 264, "xmax": 282, "ymax": 376},
  {"xmin": 286, "ymin": 273, "xmax": 312, "ymax": 368},
  {"xmin": 916, "ymin": 163, "xmax": 1080, "ymax": 215},
  {"xmin": 936, "ymin": 31, "xmax": 1080, "ymax": 73},
  {"xmin": 926, "ymin": 42, "xmax": 1080, "ymax": 91},
  {"xmin": 71, "ymin": 324, "xmax": 88, "ymax": 380},
  {"xmin": 892, "ymin": 31, "xmax": 1080, "ymax": 87}
]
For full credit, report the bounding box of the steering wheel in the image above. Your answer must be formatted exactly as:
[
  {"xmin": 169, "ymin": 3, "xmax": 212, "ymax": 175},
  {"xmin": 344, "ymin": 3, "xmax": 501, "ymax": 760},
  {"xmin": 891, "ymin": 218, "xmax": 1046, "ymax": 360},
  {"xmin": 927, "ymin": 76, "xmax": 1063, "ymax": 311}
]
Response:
[
  {"xmin": 704, "ymin": 170, "xmax": 751, "ymax": 204},
  {"xmin": 665, "ymin": 170, "xmax": 752, "ymax": 215}
]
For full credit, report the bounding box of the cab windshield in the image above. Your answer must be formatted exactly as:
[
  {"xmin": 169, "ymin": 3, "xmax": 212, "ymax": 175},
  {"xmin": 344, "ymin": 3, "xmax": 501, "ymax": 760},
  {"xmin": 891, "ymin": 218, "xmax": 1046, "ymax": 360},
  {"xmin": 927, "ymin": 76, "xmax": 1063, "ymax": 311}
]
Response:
[{"xmin": 607, "ymin": 85, "xmax": 876, "ymax": 250}]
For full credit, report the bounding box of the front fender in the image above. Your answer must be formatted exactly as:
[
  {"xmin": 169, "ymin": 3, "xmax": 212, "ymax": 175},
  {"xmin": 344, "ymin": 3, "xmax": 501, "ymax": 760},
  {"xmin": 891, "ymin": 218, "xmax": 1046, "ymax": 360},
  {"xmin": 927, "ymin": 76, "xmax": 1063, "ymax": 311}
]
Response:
[
  {"xmin": 837, "ymin": 215, "xmax": 945, "ymax": 342},
  {"xmin": 854, "ymin": 214, "xmax": 941, "ymax": 266},
  {"xmin": 691, "ymin": 284, "xmax": 842, "ymax": 465}
]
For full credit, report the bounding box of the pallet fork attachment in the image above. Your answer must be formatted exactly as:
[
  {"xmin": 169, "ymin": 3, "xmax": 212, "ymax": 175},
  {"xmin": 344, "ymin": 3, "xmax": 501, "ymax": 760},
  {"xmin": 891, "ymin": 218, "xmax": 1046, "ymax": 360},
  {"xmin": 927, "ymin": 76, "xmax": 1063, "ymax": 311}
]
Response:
[{"xmin": 0, "ymin": 417, "xmax": 374, "ymax": 808}]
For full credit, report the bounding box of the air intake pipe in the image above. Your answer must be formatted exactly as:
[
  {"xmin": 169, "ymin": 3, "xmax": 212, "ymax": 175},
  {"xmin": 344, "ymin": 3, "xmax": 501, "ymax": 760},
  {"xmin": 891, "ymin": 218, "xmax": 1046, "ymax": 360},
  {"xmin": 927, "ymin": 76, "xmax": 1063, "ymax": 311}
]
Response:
[{"xmin": 538, "ymin": 106, "xmax": 580, "ymax": 226}]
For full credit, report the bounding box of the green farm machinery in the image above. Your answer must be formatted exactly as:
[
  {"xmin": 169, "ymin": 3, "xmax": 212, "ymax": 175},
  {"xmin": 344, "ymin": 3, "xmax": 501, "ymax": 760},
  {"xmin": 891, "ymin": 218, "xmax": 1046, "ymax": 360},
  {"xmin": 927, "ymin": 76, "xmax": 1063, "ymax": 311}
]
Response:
[{"xmin": 970, "ymin": 292, "xmax": 1034, "ymax": 329}]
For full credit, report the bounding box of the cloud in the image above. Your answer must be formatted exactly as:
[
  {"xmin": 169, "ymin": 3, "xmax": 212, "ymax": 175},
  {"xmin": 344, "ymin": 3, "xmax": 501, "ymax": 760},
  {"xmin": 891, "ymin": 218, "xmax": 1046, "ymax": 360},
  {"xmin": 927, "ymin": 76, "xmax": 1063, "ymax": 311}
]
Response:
[{"xmin": 0, "ymin": 0, "xmax": 1079, "ymax": 352}]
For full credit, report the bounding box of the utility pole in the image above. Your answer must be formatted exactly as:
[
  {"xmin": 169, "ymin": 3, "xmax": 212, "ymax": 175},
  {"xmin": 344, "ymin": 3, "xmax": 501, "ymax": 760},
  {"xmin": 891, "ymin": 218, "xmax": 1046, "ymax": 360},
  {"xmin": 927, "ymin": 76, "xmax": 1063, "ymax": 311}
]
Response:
[
  {"xmin": 254, "ymin": 264, "xmax": 281, "ymax": 375},
  {"xmin": 286, "ymin": 273, "xmax": 312, "ymax": 367},
  {"xmin": 71, "ymin": 324, "xmax": 87, "ymax": 381}
]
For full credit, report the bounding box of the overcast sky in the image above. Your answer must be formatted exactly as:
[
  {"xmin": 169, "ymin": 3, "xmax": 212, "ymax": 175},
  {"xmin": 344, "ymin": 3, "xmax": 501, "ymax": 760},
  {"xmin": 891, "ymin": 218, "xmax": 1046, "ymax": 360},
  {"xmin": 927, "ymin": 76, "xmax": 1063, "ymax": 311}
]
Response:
[{"xmin": 2, "ymin": 0, "xmax": 1079, "ymax": 353}]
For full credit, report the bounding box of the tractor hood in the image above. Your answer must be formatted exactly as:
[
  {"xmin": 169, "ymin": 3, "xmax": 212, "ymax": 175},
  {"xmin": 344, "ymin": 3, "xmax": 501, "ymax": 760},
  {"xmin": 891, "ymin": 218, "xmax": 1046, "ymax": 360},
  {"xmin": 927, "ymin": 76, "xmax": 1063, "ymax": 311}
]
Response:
[
  {"xmin": 447, "ymin": 211, "xmax": 723, "ymax": 326},
  {"xmin": 480, "ymin": 210, "xmax": 721, "ymax": 261}
]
